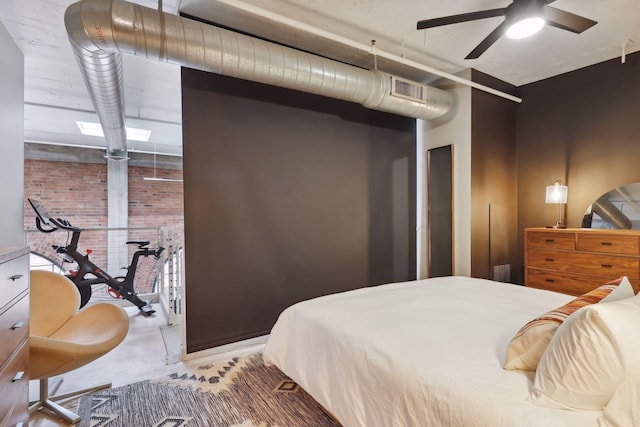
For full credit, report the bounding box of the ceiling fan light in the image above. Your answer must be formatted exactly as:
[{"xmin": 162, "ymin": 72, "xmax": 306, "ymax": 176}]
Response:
[{"xmin": 506, "ymin": 16, "xmax": 545, "ymax": 39}]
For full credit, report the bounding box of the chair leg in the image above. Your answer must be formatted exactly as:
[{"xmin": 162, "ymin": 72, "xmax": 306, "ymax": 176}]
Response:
[
  {"xmin": 50, "ymin": 382, "xmax": 111, "ymax": 402},
  {"xmin": 29, "ymin": 378, "xmax": 82, "ymax": 424},
  {"xmin": 29, "ymin": 376, "xmax": 62, "ymax": 406},
  {"xmin": 29, "ymin": 377, "xmax": 111, "ymax": 424}
]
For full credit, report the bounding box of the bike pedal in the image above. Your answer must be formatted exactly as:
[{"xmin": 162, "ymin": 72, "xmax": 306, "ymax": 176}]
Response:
[{"xmin": 139, "ymin": 305, "xmax": 156, "ymax": 316}]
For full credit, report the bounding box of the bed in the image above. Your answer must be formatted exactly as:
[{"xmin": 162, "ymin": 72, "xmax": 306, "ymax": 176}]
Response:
[{"xmin": 263, "ymin": 276, "xmax": 618, "ymax": 427}]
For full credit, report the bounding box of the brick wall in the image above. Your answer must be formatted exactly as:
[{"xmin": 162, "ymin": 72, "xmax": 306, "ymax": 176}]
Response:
[{"xmin": 24, "ymin": 159, "xmax": 184, "ymax": 299}]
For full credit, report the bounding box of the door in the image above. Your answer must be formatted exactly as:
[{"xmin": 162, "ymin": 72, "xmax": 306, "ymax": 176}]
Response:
[{"xmin": 427, "ymin": 145, "xmax": 453, "ymax": 277}]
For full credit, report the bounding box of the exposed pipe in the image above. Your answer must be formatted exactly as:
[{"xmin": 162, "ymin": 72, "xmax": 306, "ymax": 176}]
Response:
[
  {"xmin": 592, "ymin": 198, "xmax": 632, "ymax": 230},
  {"xmin": 215, "ymin": 0, "xmax": 523, "ymax": 104},
  {"xmin": 64, "ymin": 0, "xmax": 454, "ymax": 159}
]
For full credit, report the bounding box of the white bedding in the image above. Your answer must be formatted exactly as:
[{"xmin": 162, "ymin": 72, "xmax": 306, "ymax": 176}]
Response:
[{"xmin": 263, "ymin": 276, "xmax": 602, "ymax": 427}]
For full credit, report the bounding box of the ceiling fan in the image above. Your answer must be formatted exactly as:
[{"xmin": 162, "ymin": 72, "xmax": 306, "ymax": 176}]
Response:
[{"xmin": 416, "ymin": 0, "xmax": 597, "ymax": 59}]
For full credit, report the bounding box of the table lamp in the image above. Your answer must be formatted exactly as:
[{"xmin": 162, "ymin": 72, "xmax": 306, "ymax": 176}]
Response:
[{"xmin": 546, "ymin": 180, "xmax": 568, "ymax": 229}]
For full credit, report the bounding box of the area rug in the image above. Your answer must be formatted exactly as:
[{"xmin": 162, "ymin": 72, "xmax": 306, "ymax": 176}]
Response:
[{"xmin": 76, "ymin": 353, "xmax": 340, "ymax": 427}]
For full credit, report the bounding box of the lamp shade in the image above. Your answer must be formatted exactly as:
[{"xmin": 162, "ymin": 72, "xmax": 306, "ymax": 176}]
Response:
[{"xmin": 546, "ymin": 181, "xmax": 568, "ymax": 204}]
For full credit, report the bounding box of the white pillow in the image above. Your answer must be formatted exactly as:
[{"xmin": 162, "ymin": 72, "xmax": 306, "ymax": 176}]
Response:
[
  {"xmin": 504, "ymin": 277, "xmax": 634, "ymax": 371},
  {"xmin": 530, "ymin": 292, "xmax": 640, "ymax": 411},
  {"xmin": 599, "ymin": 367, "xmax": 640, "ymax": 427}
]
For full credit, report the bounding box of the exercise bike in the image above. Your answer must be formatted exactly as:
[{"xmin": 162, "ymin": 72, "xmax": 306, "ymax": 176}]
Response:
[{"xmin": 28, "ymin": 198, "xmax": 163, "ymax": 316}]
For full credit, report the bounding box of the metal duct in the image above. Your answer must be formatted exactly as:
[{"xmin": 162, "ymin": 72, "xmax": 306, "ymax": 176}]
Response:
[
  {"xmin": 592, "ymin": 198, "xmax": 632, "ymax": 230},
  {"xmin": 64, "ymin": 0, "xmax": 454, "ymax": 159}
]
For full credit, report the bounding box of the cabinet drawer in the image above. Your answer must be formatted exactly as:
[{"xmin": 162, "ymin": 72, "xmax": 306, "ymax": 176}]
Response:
[
  {"xmin": 526, "ymin": 269, "xmax": 626, "ymax": 296},
  {"xmin": 527, "ymin": 231, "xmax": 575, "ymax": 250},
  {"xmin": 577, "ymin": 233, "xmax": 639, "ymax": 255},
  {"xmin": 0, "ymin": 254, "xmax": 28, "ymax": 308},
  {"xmin": 0, "ymin": 341, "xmax": 28, "ymax": 420},
  {"xmin": 527, "ymin": 248, "xmax": 639, "ymax": 280},
  {"xmin": 0, "ymin": 381, "xmax": 28, "ymax": 427},
  {"xmin": 0, "ymin": 296, "xmax": 28, "ymax": 367}
]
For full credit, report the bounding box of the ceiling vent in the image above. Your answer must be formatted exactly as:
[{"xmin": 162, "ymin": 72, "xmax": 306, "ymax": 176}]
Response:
[{"xmin": 390, "ymin": 76, "xmax": 428, "ymax": 104}]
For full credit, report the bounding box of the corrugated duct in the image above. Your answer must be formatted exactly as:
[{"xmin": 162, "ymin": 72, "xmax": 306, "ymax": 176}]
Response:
[
  {"xmin": 64, "ymin": 0, "xmax": 454, "ymax": 159},
  {"xmin": 592, "ymin": 198, "xmax": 633, "ymax": 230}
]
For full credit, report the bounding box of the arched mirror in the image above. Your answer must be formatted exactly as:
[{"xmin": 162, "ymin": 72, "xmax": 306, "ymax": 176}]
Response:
[{"xmin": 582, "ymin": 182, "xmax": 640, "ymax": 229}]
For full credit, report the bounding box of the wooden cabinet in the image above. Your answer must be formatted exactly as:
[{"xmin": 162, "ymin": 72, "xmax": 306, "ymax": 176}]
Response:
[
  {"xmin": 525, "ymin": 228, "xmax": 640, "ymax": 295},
  {"xmin": 0, "ymin": 247, "xmax": 29, "ymax": 427}
]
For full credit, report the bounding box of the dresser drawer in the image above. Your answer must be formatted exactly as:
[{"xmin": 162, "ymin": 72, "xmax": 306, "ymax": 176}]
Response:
[
  {"xmin": 527, "ymin": 248, "xmax": 639, "ymax": 280},
  {"xmin": 526, "ymin": 231, "xmax": 575, "ymax": 250},
  {"xmin": 0, "ymin": 295, "xmax": 28, "ymax": 367},
  {"xmin": 0, "ymin": 341, "xmax": 28, "ymax": 418},
  {"xmin": 526, "ymin": 269, "xmax": 628, "ymax": 296},
  {"xmin": 0, "ymin": 381, "xmax": 28, "ymax": 427},
  {"xmin": 0, "ymin": 254, "xmax": 28, "ymax": 308},
  {"xmin": 577, "ymin": 233, "xmax": 639, "ymax": 255}
]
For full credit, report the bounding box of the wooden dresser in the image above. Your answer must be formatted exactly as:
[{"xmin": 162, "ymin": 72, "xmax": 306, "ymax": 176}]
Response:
[
  {"xmin": 525, "ymin": 228, "xmax": 640, "ymax": 295},
  {"xmin": 0, "ymin": 247, "xmax": 29, "ymax": 427}
]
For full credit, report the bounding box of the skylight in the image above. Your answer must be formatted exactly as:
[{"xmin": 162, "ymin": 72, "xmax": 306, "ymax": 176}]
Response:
[{"xmin": 76, "ymin": 121, "xmax": 152, "ymax": 142}]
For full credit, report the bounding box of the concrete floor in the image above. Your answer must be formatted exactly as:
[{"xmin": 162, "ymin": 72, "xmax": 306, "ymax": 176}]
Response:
[{"xmin": 29, "ymin": 303, "xmax": 196, "ymax": 426}]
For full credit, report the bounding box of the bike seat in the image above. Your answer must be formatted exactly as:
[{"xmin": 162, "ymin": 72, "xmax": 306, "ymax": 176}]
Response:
[{"xmin": 126, "ymin": 240, "xmax": 149, "ymax": 247}]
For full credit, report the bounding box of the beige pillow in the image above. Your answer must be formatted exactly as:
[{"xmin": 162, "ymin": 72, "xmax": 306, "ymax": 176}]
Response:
[
  {"xmin": 504, "ymin": 277, "xmax": 633, "ymax": 371},
  {"xmin": 529, "ymin": 292, "xmax": 640, "ymax": 411}
]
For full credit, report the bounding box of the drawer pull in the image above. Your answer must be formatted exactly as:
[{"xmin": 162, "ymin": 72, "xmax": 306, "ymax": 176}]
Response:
[
  {"xmin": 11, "ymin": 371, "xmax": 24, "ymax": 382},
  {"xmin": 545, "ymin": 279, "xmax": 555, "ymax": 283},
  {"xmin": 601, "ymin": 264, "xmax": 613, "ymax": 268},
  {"xmin": 600, "ymin": 242, "xmax": 613, "ymax": 246},
  {"xmin": 8, "ymin": 274, "xmax": 23, "ymax": 281},
  {"xmin": 10, "ymin": 321, "xmax": 24, "ymax": 330},
  {"xmin": 544, "ymin": 239, "xmax": 555, "ymax": 243},
  {"xmin": 545, "ymin": 258, "xmax": 555, "ymax": 262}
]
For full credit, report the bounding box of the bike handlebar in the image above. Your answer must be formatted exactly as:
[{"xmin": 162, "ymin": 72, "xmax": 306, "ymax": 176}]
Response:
[
  {"xmin": 35, "ymin": 216, "xmax": 58, "ymax": 233},
  {"xmin": 29, "ymin": 198, "xmax": 82, "ymax": 232}
]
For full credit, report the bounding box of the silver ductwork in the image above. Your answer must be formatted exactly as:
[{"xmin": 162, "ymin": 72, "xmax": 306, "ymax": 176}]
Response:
[
  {"xmin": 64, "ymin": 0, "xmax": 454, "ymax": 159},
  {"xmin": 592, "ymin": 198, "xmax": 632, "ymax": 230}
]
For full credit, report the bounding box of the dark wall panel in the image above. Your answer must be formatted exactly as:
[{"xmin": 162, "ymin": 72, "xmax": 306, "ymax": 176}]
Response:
[
  {"xmin": 182, "ymin": 69, "xmax": 416, "ymax": 353},
  {"xmin": 470, "ymin": 70, "xmax": 517, "ymax": 281},
  {"xmin": 516, "ymin": 51, "xmax": 640, "ymax": 282}
]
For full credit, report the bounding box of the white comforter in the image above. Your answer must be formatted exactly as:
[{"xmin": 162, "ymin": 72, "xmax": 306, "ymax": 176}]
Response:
[{"xmin": 263, "ymin": 276, "xmax": 601, "ymax": 427}]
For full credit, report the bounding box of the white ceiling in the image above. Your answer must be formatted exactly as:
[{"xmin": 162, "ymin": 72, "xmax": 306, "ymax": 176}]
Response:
[{"xmin": 1, "ymin": 0, "xmax": 638, "ymax": 156}]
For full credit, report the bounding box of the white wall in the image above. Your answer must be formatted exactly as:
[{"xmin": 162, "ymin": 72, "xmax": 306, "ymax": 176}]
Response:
[
  {"xmin": 420, "ymin": 70, "xmax": 472, "ymax": 277},
  {"xmin": 0, "ymin": 21, "xmax": 24, "ymax": 246}
]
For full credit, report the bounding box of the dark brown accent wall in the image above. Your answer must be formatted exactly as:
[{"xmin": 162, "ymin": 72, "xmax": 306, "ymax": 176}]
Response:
[
  {"xmin": 470, "ymin": 70, "xmax": 518, "ymax": 280},
  {"xmin": 515, "ymin": 52, "xmax": 640, "ymax": 283},
  {"xmin": 182, "ymin": 69, "xmax": 416, "ymax": 353}
]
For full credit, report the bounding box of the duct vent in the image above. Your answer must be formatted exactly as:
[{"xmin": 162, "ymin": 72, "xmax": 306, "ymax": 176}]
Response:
[{"xmin": 390, "ymin": 76, "xmax": 427, "ymax": 104}]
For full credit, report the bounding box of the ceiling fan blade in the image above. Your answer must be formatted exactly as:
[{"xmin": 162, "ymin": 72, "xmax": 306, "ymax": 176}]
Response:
[
  {"xmin": 417, "ymin": 8, "xmax": 506, "ymax": 30},
  {"xmin": 544, "ymin": 6, "xmax": 597, "ymax": 33},
  {"xmin": 465, "ymin": 21, "xmax": 508, "ymax": 60}
]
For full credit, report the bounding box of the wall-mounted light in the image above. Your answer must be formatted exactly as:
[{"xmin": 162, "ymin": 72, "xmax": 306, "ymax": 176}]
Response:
[{"xmin": 546, "ymin": 180, "xmax": 568, "ymax": 228}]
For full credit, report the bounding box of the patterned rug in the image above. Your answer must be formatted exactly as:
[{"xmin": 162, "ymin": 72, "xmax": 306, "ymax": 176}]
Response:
[{"xmin": 76, "ymin": 353, "xmax": 340, "ymax": 427}]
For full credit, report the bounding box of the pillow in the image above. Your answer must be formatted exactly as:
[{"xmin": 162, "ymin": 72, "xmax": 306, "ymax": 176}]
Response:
[
  {"xmin": 504, "ymin": 277, "xmax": 633, "ymax": 371},
  {"xmin": 529, "ymin": 292, "xmax": 640, "ymax": 411},
  {"xmin": 599, "ymin": 367, "xmax": 640, "ymax": 427}
]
